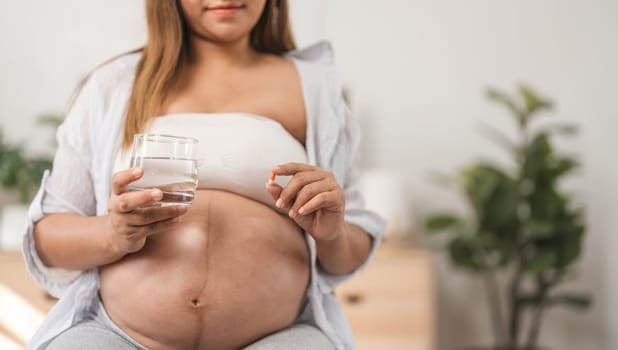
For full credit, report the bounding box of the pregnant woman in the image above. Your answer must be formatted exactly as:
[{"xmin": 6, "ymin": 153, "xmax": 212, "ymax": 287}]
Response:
[{"xmin": 23, "ymin": 0, "xmax": 385, "ymax": 349}]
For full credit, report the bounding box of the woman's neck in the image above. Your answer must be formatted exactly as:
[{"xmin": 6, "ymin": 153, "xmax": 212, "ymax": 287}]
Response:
[{"xmin": 187, "ymin": 34, "xmax": 260, "ymax": 71}]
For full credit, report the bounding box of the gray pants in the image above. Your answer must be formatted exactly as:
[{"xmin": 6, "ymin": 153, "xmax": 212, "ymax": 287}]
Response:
[{"xmin": 45, "ymin": 297, "xmax": 334, "ymax": 350}]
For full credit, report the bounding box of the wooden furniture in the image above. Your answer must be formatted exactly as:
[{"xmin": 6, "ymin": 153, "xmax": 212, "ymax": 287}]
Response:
[
  {"xmin": 0, "ymin": 243, "xmax": 434, "ymax": 349},
  {"xmin": 0, "ymin": 251, "xmax": 55, "ymax": 348},
  {"xmin": 0, "ymin": 252, "xmax": 55, "ymax": 313},
  {"xmin": 335, "ymin": 242, "xmax": 435, "ymax": 350}
]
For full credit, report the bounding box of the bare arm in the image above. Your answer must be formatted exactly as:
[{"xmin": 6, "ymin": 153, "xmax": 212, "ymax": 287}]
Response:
[
  {"xmin": 314, "ymin": 222, "xmax": 371, "ymax": 275},
  {"xmin": 35, "ymin": 214, "xmax": 120, "ymax": 270},
  {"xmin": 34, "ymin": 168, "xmax": 187, "ymax": 270}
]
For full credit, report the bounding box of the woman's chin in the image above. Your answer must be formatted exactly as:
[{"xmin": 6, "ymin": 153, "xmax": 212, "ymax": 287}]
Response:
[{"xmin": 197, "ymin": 22, "xmax": 254, "ymax": 43}]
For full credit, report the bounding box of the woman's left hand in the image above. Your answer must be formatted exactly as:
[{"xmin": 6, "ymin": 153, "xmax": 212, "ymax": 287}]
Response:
[{"xmin": 266, "ymin": 163, "xmax": 346, "ymax": 241}]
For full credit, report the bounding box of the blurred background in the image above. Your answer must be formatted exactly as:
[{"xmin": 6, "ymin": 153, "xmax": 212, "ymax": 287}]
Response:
[{"xmin": 0, "ymin": 1, "xmax": 617, "ymax": 349}]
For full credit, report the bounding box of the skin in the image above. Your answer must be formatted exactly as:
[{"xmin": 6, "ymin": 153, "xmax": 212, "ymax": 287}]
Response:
[{"xmin": 34, "ymin": 1, "xmax": 372, "ymax": 349}]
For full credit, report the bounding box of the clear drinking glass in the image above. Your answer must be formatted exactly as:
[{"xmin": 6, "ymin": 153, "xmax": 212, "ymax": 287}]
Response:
[{"xmin": 128, "ymin": 134, "xmax": 199, "ymax": 206}]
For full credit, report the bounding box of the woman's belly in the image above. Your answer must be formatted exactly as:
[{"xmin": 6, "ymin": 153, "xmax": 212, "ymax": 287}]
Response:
[{"xmin": 99, "ymin": 189, "xmax": 310, "ymax": 350}]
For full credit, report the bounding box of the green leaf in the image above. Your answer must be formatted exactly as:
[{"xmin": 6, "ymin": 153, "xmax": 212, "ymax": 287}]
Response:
[
  {"xmin": 461, "ymin": 164, "xmax": 519, "ymax": 235},
  {"xmin": 519, "ymin": 85, "xmax": 553, "ymax": 116},
  {"xmin": 523, "ymin": 134, "xmax": 579, "ymax": 187},
  {"xmin": 448, "ymin": 236, "xmax": 487, "ymax": 272},
  {"xmin": 550, "ymin": 158, "xmax": 579, "ymax": 179},
  {"xmin": 0, "ymin": 137, "xmax": 52, "ymax": 203},
  {"xmin": 462, "ymin": 164, "xmax": 503, "ymax": 209},
  {"xmin": 528, "ymin": 187, "xmax": 567, "ymax": 221},
  {"xmin": 549, "ymin": 293, "xmax": 592, "ymax": 310},
  {"xmin": 525, "ymin": 220, "xmax": 554, "ymax": 239},
  {"xmin": 0, "ymin": 146, "xmax": 26, "ymax": 187},
  {"xmin": 487, "ymin": 87, "xmax": 525, "ymax": 123},
  {"xmin": 523, "ymin": 133, "xmax": 552, "ymax": 180},
  {"xmin": 523, "ymin": 251, "xmax": 556, "ymax": 273},
  {"xmin": 425, "ymin": 214, "xmax": 461, "ymax": 233},
  {"xmin": 555, "ymin": 228, "xmax": 584, "ymax": 268}
]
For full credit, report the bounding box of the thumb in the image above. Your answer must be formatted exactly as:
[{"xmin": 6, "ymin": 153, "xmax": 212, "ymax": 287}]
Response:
[{"xmin": 265, "ymin": 182, "xmax": 283, "ymax": 201}]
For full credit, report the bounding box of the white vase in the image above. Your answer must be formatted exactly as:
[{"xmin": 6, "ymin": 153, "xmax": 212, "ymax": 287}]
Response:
[
  {"xmin": 359, "ymin": 168, "xmax": 412, "ymax": 241},
  {"xmin": 0, "ymin": 204, "xmax": 29, "ymax": 251}
]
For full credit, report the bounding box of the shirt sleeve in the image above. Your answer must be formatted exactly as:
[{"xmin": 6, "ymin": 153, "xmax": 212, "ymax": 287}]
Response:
[
  {"xmin": 22, "ymin": 75, "xmax": 98, "ymax": 298},
  {"xmin": 314, "ymin": 54, "xmax": 387, "ymax": 292}
]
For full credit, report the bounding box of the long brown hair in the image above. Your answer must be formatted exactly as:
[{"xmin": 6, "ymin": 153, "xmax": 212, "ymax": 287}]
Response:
[{"xmin": 122, "ymin": 0, "xmax": 296, "ymax": 148}]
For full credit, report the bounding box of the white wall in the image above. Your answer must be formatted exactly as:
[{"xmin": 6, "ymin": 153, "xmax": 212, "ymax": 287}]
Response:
[
  {"xmin": 0, "ymin": 0, "xmax": 146, "ymax": 154},
  {"xmin": 1, "ymin": 1, "xmax": 616, "ymax": 349}
]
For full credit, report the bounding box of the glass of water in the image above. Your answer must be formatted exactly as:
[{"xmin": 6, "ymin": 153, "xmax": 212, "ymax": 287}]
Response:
[{"xmin": 128, "ymin": 134, "xmax": 199, "ymax": 206}]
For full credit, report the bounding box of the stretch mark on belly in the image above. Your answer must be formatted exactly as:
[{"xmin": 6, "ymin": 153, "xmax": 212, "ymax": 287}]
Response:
[{"xmin": 189, "ymin": 193, "xmax": 211, "ymax": 311}]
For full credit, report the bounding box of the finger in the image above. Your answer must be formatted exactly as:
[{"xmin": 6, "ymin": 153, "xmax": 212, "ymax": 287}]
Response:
[
  {"xmin": 277, "ymin": 171, "xmax": 326, "ymax": 209},
  {"xmin": 112, "ymin": 168, "xmax": 143, "ymax": 195},
  {"xmin": 127, "ymin": 205, "xmax": 188, "ymax": 225},
  {"xmin": 272, "ymin": 163, "xmax": 316, "ymax": 176},
  {"xmin": 114, "ymin": 188, "xmax": 163, "ymax": 213},
  {"xmin": 297, "ymin": 191, "xmax": 344, "ymax": 216},
  {"xmin": 265, "ymin": 182, "xmax": 283, "ymax": 201},
  {"xmin": 289, "ymin": 181, "xmax": 327, "ymax": 214},
  {"xmin": 136, "ymin": 216, "xmax": 182, "ymax": 237}
]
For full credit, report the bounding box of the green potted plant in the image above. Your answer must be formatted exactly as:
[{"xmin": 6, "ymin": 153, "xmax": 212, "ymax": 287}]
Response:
[
  {"xmin": 425, "ymin": 85, "xmax": 591, "ymax": 350},
  {"xmin": 0, "ymin": 134, "xmax": 52, "ymax": 204},
  {"xmin": 0, "ymin": 114, "xmax": 61, "ymax": 249}
]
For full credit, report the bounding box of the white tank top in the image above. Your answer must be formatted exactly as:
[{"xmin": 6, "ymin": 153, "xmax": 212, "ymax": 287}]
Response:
[{"xmin": 114, "ymin": 113, "xmax": 308, "ymax": 210}]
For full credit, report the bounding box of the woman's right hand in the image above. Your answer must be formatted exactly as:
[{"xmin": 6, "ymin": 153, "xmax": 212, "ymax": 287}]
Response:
[{"xmin": 106, "ymin": 168, "xmax": 188, "ymax": 256}]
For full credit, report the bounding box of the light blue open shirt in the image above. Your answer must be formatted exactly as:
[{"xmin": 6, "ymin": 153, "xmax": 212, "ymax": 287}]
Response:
[{"xmin": 22, "ymin": 41, "xmax": 386, "ymax": 350}]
